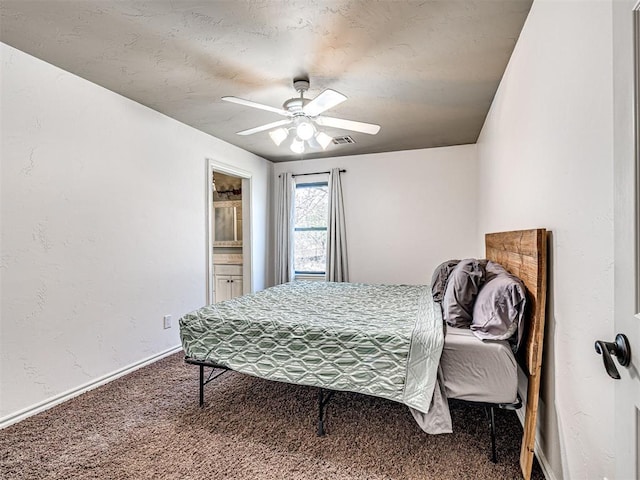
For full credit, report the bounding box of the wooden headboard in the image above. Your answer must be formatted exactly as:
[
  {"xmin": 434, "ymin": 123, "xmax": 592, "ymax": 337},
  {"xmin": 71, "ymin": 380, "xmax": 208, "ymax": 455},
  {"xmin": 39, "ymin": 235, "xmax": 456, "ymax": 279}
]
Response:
[{"xmin": 485, "ymin": 229, "xmax": 547, "ymax": 480}]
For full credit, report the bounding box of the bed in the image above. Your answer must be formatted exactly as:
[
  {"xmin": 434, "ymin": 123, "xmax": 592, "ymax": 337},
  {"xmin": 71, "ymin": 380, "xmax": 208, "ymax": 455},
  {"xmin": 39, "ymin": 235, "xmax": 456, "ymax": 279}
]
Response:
[
  {"xmin": 180, "ymin": 281, "xmax": 444, "ymax": 428},
  {"xmin": 179, "ymin": 229, "xmax": 547, "ymax": 480}
]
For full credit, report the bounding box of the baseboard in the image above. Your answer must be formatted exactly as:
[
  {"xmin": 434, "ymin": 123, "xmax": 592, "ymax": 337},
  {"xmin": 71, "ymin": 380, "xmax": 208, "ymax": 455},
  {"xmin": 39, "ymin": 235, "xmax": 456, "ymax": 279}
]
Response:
[
  {"xmin": 0, "ymin": 345, "xmax": 182, "ymax": 430},
  {"xmin": 515, "ymin": 407, "xmax": 558, "ymax": 480}
]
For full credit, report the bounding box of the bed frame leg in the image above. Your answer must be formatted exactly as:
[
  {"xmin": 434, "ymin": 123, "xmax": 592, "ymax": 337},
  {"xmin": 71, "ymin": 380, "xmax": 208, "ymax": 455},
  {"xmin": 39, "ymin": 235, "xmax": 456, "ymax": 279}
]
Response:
[
  {"xmin": 185, "ymin": 358, "xmax": 229, "ymax": 409},
  {"xmin": 489, "ymin": 406, "xmax": 497, "ymax": 463},
  {"xmin": 317, "ymin": 389, "xmax": 326, "ymax": 436},
  {"xmin": 317, "ymin": 388, "xmax": 335, "ymax": 436},
  {"xmin": 199, "ymin": 364, "xmax": 204, "ymax": 408}
]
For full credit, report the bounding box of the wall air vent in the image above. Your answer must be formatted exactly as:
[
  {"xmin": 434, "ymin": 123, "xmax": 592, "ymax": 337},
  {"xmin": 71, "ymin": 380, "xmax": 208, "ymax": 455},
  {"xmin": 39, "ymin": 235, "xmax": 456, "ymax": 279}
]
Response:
[{"xmin": 332, "ymin": 135, "xmax": 356, "ymax": 145}]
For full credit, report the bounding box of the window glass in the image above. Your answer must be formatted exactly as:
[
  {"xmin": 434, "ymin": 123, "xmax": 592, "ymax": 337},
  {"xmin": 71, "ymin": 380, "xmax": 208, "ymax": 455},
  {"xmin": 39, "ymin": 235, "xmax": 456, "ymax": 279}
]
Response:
[{"xmin": 294, "ymin": 182, "xmax": 328, "ymax": 274}]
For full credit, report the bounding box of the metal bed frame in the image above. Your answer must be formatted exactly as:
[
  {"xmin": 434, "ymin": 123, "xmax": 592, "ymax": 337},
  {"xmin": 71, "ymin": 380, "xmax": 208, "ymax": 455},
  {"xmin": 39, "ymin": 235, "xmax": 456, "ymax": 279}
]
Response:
[
  {"xmin": 185, "ymin": 356, "xmax": 521, "ymax": 461},
  {"xmin": 185, "ymin": 357, "xmax": 336, "ymax": 436},
  {"xmin": 452, "ymin": 396, "xmax": 523, "ymax": 463}
]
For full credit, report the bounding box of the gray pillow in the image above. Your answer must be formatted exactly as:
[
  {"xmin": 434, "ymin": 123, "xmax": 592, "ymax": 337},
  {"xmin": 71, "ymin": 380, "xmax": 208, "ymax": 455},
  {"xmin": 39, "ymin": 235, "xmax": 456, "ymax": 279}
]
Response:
[
  {"xmin": 431, "ymin": 259, "xmax": 460, "ymax": 303},
  {"xmin": 442, "ymin": 259, "xmax": 486, "ymax": 328},
  {"xmin": 471, "ymin": 273, "xmax": 527, "ymax": 349},
  {"xmin": 485, "ymin": 260, "xmax": 509, "ymax": 281}
]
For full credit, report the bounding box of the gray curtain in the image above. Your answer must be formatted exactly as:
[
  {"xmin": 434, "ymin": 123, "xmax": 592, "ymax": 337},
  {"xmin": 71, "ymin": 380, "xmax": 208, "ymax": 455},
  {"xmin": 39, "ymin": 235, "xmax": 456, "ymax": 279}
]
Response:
[
  {"xmin": 275, "ymin": 172, "xmax": 294, "ymax": 284},
  {"xmin": 326, "ymin": 168, "xmax": 349, "ymax": 282}
]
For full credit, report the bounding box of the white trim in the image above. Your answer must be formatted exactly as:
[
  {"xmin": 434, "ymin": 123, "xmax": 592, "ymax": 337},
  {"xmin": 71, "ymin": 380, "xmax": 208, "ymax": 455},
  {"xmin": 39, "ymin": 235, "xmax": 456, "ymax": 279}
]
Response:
[
  {"xmin": 207, "ymin": 158, "xmax": 253, "ymax": 180},
  {"xmin": 206, "ymin": 160, "xmax": 214, "ymax": 303},
  {"xmin": 0, "ymin": 345, "xmax": 182, "ymax": 430},
  {"xmin": 206, "ymin": 158, "xmax": 253, "ymax": 304},
  {"xmin": 241, "ymin": 176, "xmax": 253, "ymax": 295},
  {"xmin": 634, "ymin": 6, "xmax": 640, "ymax": 312}
]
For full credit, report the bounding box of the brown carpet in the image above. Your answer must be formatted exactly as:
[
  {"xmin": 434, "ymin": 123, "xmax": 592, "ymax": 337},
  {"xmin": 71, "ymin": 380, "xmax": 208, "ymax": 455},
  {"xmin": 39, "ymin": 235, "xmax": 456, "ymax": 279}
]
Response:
[{"xmin": 0, "ymin": 353, "xmax": 544, "ymax": 479}]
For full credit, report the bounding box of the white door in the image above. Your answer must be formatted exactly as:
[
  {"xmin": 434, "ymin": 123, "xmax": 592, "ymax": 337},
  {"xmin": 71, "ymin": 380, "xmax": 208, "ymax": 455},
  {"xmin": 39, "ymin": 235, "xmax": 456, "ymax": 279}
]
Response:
[{"xmin": 613, "ymin": 3, "xmax": 640, "ymax": 478}]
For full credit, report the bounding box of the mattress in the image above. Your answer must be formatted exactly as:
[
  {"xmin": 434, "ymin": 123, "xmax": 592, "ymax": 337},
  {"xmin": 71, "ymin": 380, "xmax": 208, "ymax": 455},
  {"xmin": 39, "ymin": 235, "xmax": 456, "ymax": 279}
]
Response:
[
  {"xmin": 179, "ymin": 281, "xmax": 444, "ymax": 414},
  {"xmin": 440, "ymin": 326, "xmax": 518, "ymax": 404}
]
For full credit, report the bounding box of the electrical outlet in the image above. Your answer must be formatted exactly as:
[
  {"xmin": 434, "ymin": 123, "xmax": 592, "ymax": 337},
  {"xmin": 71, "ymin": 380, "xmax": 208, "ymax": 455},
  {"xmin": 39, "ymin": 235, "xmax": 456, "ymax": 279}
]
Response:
[{"xmin": 163, "ymin": 315, "xmax": 172, "ymax": 329}]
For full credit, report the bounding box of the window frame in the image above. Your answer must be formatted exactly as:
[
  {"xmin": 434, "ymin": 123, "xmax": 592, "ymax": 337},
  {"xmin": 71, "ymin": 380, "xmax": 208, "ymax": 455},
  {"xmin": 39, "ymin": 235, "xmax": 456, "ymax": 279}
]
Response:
[{"xmin": 293, "ymin": 181, "xmax": 329, "ymax": 276}]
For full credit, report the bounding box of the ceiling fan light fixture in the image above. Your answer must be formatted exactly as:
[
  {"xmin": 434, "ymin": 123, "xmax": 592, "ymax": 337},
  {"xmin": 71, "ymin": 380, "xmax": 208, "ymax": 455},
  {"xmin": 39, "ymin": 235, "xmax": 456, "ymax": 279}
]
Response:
[
  {"xmin": 224, "ymin": 76, "xmax": 380, "ymax": 157},
  {"xmin": 315, "ymin": 131, "xmax": 333, "ymax": 150},
  {"xmin": 290, "ymin": 137, "xmax": 305, "ymax": 154},
  {"xmin": 295, "ymin": 119, "xmax": 315, "ymax": 141},
  {"xmin": 269, "ymin": 127, "xmax": 289, "ymax": 146}
]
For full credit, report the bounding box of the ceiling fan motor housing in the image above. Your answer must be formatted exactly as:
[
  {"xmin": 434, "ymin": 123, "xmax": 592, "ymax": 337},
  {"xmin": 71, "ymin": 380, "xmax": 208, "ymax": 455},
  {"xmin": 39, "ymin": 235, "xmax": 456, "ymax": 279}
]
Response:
[
  {"xmin": 282, "ymin": 97, "xmax": 309, "ymax": 115},
  {"xmin": 293, "ymin": 77, "xmax": 310, "ymax": 94}
]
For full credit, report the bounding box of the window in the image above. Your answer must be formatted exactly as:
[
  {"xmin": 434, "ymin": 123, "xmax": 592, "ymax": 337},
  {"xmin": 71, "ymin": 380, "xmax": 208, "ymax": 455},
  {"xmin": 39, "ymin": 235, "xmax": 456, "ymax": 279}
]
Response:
[{"xmin": 293, "ymin": 182, "xmax": 328, "ymax": 275}]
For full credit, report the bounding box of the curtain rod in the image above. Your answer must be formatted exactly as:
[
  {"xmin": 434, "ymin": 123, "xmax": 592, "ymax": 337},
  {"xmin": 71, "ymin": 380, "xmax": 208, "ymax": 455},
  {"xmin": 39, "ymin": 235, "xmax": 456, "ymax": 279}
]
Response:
[{"xmin": 279, "ymin": 169, "xmax": 346, "ymax": 178}]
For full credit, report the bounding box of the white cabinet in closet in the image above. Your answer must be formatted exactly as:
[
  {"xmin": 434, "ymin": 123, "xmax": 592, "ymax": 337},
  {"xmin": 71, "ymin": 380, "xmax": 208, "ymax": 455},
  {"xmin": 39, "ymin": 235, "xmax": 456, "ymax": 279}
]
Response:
[{"xmin": 214, "ymin": 264, "xmax": 243, "ymax": 302}]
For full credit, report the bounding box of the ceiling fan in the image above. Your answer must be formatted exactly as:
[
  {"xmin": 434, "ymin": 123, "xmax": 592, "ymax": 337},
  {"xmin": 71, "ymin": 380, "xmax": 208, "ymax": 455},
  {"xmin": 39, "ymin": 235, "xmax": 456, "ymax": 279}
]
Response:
[{"xmin": 221, "ymin": 77, "xmax": 381, "ymax": 154}]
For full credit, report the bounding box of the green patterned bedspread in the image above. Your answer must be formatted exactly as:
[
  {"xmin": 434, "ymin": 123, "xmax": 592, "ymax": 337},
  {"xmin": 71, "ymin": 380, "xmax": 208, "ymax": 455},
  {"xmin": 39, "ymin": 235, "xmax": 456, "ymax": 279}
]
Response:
[{"xmin": 179, "ymin": 281, "xmax": 444, "ymax": 414}]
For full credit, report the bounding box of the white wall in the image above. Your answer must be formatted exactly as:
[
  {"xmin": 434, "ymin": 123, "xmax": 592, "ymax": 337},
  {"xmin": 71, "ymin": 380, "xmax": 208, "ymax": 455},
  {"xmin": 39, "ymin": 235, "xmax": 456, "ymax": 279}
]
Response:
[
  {"xmin": 271, "ymin": 145, "xmax": 479, "ymax": 286},
  {"xmin": 476, "ymin": 1, "xmax": 614, "ymax": 479},
  {"xmin": 0, "ymin": 43, "xmax": 271, "ymax": 422}
]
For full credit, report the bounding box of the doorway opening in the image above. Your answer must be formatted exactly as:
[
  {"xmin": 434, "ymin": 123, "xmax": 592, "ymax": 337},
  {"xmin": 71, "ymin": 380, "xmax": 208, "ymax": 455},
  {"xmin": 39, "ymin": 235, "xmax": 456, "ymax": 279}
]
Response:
[{"xmin": 206, "ymin": 159, "xmax": 252, "ymax": 304}]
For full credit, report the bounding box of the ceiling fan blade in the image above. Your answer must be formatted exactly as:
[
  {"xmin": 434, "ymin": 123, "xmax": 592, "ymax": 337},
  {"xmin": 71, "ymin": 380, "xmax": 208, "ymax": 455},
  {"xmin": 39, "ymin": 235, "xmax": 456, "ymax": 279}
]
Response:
[
  {"xmin": 316, "ymin": 116, "xmax": 381, "ymax": 135},
  {"xmin": 236, "ymin": 119, "xmax": 292, "ymax": 136},
  {"xmin": 222, "ymin": 96, "xmax": 290, "ymax": 116},
  {"xmin": 303, "ymin": 89, "xmax": 347, "ymax": 117}
]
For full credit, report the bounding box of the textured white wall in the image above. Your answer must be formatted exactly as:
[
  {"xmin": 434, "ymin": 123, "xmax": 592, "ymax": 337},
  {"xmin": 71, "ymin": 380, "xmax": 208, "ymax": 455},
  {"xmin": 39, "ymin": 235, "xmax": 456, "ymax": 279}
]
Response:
[
  {"xmin": 476, "ymin": 1, "xmax": 615, "ymax": 479},
  {"xmin": 271, "ymin": 145, "xmax": 479, "ymax": 286},
  {"xmin": 0, "ymin": 43, "xmax": 271, "ymax": 421}
]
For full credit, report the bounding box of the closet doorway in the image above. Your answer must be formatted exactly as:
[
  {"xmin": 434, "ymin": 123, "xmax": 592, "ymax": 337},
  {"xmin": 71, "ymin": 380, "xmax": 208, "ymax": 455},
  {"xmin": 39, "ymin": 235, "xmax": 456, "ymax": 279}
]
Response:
[{"xmin": 206, "ymin": 159, "xmax": 252, "ymax": 304}]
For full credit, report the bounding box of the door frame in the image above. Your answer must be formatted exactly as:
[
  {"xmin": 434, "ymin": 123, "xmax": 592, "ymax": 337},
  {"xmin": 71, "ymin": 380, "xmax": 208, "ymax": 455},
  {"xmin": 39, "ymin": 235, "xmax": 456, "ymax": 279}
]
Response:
[
  {"xmin": 205, "ymin": 158, "xmax": 253, "ymax": 304},
  {"xmin": 613, "ymin": 1, "xmax": 640, "ymax": 478},
  {"xmin": 632, "ymin": 0, "xmax": 640, "ymax": 312},
  {"xmin": 633, "ymin": 6, "xmax": 640, "ymax": 477}
]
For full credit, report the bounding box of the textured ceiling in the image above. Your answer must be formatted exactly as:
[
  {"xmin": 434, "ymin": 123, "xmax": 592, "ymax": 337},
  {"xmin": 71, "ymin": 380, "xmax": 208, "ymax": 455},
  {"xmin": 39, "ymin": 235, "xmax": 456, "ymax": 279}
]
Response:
[{"xmin": 0, "ymin": 1, "xmax": 532, "ymax": 162}]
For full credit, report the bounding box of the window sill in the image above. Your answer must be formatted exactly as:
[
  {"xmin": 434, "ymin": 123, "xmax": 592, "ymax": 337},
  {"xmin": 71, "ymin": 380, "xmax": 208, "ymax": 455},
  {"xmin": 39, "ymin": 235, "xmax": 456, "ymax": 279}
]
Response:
[{"xmin": 294, "ymin": 273, "xmax": 326, "ymax": 282}]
